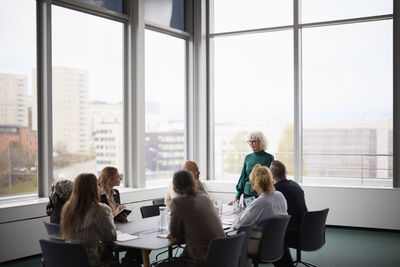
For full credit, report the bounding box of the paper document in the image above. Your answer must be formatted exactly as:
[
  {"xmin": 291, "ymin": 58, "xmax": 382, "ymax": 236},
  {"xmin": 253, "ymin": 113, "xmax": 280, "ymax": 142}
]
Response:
[
  {"xmin": 157, "ymin": 233, "xmax": 169, "ymax": 239},
  {"xmin": 117, "ymin": 232, "xmax": 140, "ymax": 242}
]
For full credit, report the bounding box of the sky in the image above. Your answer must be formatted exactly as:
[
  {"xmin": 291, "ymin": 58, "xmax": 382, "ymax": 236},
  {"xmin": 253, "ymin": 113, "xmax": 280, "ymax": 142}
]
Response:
[{"xmin": 0, "ymin": 0, "xmax": 394, "ymax": 124}]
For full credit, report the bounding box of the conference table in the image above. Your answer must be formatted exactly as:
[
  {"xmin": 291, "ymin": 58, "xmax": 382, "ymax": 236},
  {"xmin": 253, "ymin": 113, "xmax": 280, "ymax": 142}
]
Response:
[{"xmin": 114, "ymin": 204, "xmax": 238, "ymax": 267}]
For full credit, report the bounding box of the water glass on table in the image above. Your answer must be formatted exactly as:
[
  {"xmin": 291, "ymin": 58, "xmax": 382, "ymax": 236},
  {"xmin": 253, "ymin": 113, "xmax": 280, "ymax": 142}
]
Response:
[
  {"xmin": 214, "ymin": 200, "xmax": 223, "ymax": 215},
  {"xmin": 158, "ymin": 206, "xmax": 168, "ymax": 231}
]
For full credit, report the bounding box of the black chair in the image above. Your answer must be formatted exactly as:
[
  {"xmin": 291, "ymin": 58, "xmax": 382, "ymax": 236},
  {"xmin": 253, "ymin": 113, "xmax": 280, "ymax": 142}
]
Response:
[
  {"xmin": 204, "ymin": 232, "xmax": 245, "ymax": 267},
  {"xmin": 237, "ymin": 223, "xmax": 254, "ymax": 267},
  {"xmin": 152, "ymin": 197, "xmax": 165, "ymax": 205},
  {"xmin": 43, "ymin": 221, "xmax": 60, "ymax": 235},
  {"xmin": 39, "ymin": 239, "xmax": 90, "ymax": 267},
  {"xmin": 248, "ymin": 215, "xmax": 291, "ymax": 267},
  {"xmin": 286, "ymin": 208, "xmax": 329, "ymax": 267},
  {"xmin": 140, "ymin": 204, "xmax": 165, "ymax": 218}
]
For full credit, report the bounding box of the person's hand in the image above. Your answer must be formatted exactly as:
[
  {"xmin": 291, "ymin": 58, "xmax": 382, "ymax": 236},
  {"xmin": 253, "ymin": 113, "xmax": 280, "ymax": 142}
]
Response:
[
  {"xmin": 228, "ymin": 198, "xmax": 239, "ymax": 206},
  {"xmin": 113, "ymin": 205, "xmax": 126, "ymax": 216},
  {"xmin": 167, "ymin": 233, "xmax": 178, "ymax": 244}
]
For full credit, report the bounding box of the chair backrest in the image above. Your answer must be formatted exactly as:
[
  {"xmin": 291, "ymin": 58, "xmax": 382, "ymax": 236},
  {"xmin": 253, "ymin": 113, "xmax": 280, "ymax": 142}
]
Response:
[
  {"xmin": 140, "ymin": 204, "xmax": 164, "ymax": 218},
  {"xmin": 39, "ymin": 239, "xmax": 90, "ymax": 267},
  {"xmin": 259, "ymin": 215, "xmax": 291, "ymax": 262},
  {"xmin": 152, "ymin": 197, "xmax": 165, "ymax": 205},
  {"xmin": 43, "ymin": 221, "xmax": 60, "ymax": 235},
  {"xmin": 205, "ymin": 232, "xmax": 245, "ymax": 267},
  {"xmin": 299, "ymin": 208, "xmax": 329, "ymax": 251},
  {"xmin": 237, "ymin": 223, "xmax": 254, "ymax": 267}
]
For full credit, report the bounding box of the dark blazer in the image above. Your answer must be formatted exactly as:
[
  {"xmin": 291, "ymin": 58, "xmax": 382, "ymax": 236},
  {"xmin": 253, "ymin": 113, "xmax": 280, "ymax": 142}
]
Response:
[
  {"xmin": 100, "ymin": 188, "xmax": 121, "ymax": 206},
  {"xmin": 49, "ymin": 202, "xmax": 65, "ymax": 224},
  {"xmin": 100, "ymin": 189, "xmax": 127, "ymax": 222},
  {"xmin": 274, "ymin": 179, "xmax": 308, "ymax": 229},
  {"xmin": 169, "ymin": 192, "xmax": 225, "ymax": 263}
]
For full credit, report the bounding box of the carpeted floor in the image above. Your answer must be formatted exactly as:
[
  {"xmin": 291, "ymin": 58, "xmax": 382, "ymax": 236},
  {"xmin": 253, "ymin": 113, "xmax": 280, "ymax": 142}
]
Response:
[{"xmin": 1, "ymin": 226, "xmax": 400, "ymax": 267}]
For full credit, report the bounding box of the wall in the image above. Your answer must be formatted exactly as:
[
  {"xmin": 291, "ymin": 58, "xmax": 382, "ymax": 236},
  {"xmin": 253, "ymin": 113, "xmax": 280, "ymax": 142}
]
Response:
[{"xmin": 1, "ymin": 182, "xmax": 400, "ymax": 262}]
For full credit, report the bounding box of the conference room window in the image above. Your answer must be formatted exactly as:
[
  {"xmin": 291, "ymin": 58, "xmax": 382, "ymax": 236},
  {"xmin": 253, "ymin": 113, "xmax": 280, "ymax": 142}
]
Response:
[
  {"xmin": 52, "ymin": 6, "xmax": 124, "ymax": 181},
  {"xmin": 144, "ymin": 30, "xmax": 186, "ymax": 186},
  {"xmin": 301, "ymin": 0, "xmax": 393, "ymax": 23},
  {"xmin": 302, "ymin": 20, "xmax": 393, "ymax": 187},
  {"xmin": 210, "ymin": 0, "xmax": 294, "ymax": 181},
  {"xmin": 0, "ymin": 0, "xmax": 38, "ymax": 199}
]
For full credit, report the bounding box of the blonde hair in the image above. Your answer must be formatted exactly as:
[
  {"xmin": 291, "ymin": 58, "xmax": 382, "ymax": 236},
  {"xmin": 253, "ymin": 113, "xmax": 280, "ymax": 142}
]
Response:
[
  {"xmin": 249, "ymin": 164, "xmax": 274, "ymax": 195},
  {"xmin": 98, "ymin": 166, "xmax": 118, "ymax": 192},
  {"xmin": 247, "ymin": 131, "xmax": 268, "ymax": 150}
]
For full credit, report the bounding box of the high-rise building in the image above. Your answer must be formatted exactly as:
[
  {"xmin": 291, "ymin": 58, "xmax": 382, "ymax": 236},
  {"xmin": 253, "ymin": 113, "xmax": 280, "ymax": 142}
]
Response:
[
  {"xmin": 32, "ymin": 67, "xmax": 90, "ymax": 155},
  {"xmin": 89, "ymin": 101, "xmax": 123, "ymax": 174},
  {"xmin": 0, "ymin": 72, "xmax": 28, "ymax": 127}
]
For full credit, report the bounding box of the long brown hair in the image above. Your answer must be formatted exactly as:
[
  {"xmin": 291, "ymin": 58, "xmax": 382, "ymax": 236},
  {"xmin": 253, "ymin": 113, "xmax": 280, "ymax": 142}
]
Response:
[
  {"xmin": 98, "ymin": 166, "xmax": 118, "ymax": 193},
  {"xmin": 60, "ymin": 173, "xmax": 99, "ymax": 239}
]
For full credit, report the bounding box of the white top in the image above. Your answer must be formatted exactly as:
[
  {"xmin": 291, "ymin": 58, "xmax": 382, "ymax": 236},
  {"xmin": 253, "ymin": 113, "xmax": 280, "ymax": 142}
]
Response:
[{"xmin": 232, "ymin": 191, "xmax": 288, "ymax": 231}]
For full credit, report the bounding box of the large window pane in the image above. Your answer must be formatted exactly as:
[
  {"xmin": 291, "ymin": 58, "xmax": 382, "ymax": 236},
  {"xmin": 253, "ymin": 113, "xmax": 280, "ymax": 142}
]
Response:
[
  {"xmin": 213, "ymin": 31, "xmax": 294, "ymax": 180},
  {"xmin": 302, "ymin": 0, "xmax": 392, "ymax": 23},
  {"xmin": 145, "ymin": 30, "xmax": 185, "ymax": 186},
  {"xmin": 211, "ymin": 0, "xmax": 292, "ymax": 33},
  {"xmin": 0, "ymin": 0, "xmax": 37, "ymax": 199},
  {"xmin": 302, "ymin": 20, "xmax": 393, "ymax": 187},
  {"xmin": 51, "ymin": 6, "xmax": 123, "ymax": 181}
]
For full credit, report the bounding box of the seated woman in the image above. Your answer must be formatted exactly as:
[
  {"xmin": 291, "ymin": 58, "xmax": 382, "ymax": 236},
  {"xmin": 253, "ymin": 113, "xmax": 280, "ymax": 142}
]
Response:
[
  {"xmin": 232, "ymin": 164, "xmax": 288, "ymax": 255},
  {"xmin": 46, "ymin": 179, "xmax": 73, "ymax": 224},
  {"xmin": 98, "ymin": 166, "xmax": 142, "ymax": 266},
  {"xmin": 98, "ymin": 167, "xmax": 127, "ymax": 222},
  {"xmin": 60, "ymin": 173, "xmax": 116, "ymax": 266},
  {"xmin": 167, "ymin": 170, "xmax": 225, "ymax": 266}
]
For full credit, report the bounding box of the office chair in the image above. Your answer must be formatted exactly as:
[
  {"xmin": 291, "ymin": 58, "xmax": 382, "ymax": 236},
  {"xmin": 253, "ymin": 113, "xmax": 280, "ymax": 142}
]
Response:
[
  {"xmin": 286, "ymin": 208, "xmax": 329, "ymax": 267},
  {"xmin": 204, "ymin": 232, "xmax": 245, "ymax": 267},
  {"xmin": 248, "ymin": 215, "xmax": 291, "ymax": 267},
  {"xmin": 152, "ymin": 197, "xmax": 165, "ymax": 205},
  {"xmin": 43, "ymin": 221, "xmax": 60, "ymax": 235},
  {"xmin": 140, "ymin": 204, "xmax": 165, "ymax": 218},
  {"xmin": 237, "ymin": 223, "xmax": 254, "ymax": 267},
  {"xmin": 39, "ymin": 239, "xmax": 90, "ymax": 267}
]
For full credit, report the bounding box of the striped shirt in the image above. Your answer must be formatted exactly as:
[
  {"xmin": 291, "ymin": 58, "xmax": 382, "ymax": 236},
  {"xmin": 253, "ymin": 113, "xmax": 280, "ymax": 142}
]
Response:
[{"xmin": 69, "ymin": 203, "xmax": 116, "ymax": 266}]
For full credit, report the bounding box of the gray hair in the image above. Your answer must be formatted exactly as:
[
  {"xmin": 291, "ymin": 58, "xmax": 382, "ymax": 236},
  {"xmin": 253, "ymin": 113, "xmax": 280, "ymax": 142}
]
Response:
[{"xmin": 247, "ymin": 131, "xmax": 268, "ymax": 150}]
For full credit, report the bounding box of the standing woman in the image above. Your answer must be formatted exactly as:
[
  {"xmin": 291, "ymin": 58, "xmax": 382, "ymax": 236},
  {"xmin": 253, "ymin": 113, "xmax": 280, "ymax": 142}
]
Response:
[
  {"xmin": 229, "ymin": 131, "xmax": 274, "ymax": 205},
  {"xmin": 98, "ymin": 167, "xmax": 127, "ymax": 222},
  {"xmin": 60, "ymin": 173, "xmax": 116, "ymax": 266}
]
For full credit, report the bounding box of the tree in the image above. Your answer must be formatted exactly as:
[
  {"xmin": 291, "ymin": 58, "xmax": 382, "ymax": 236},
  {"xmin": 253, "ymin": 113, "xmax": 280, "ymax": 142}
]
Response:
[
  {"xmin": 276, "ymin": 123, "xmax": 307, "ymax": 176},
  {"xmin": 225, "ymin": 131, "xmax": 249, "ymax": 174}
]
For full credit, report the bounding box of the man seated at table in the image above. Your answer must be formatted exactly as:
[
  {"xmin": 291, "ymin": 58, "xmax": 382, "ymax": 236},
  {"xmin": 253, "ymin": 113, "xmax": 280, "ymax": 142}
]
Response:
[
  {"xmin": 270, "ymin": 160, "xmax": 308, "ymax": 267},
  {"xmin": 165, "ymin": 160, "xmax": 209, "ymax": 208},
  {"xmin": 166, "ymin": 170, "xmax": 225, "ymax": 266}
]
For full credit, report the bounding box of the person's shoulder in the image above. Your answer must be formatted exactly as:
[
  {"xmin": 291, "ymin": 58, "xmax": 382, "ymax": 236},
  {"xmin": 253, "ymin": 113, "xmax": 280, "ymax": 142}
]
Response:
[
  {"xmin": 113, "ymin": 188, "xmax": 120, "ymax": 195},
  {"xmin": 98, "ymin": 202, "xmax": 112, "ymax": 213}
]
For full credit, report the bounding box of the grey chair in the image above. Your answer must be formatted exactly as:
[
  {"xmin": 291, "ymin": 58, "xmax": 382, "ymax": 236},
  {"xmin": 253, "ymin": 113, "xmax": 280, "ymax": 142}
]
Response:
[
  {"xmin": 152, "ymin": 197, "xmax": 165, "ymax": 205},
  {"xmin": 140, "ymin": 204, "xmax": 165, "ymax": 218},
  {"xmin": 204, "ymin": 232, "xmax": 245, "ymax": 267},
  {"xmin": 287, "ymin": 208, "xmax": 329, "ymax": 267},
  {"xmin": 237, "ymin": 223, "xmax": 254, "ymax": 267},
  {"xmin": 39, "ymin": 239, "xmax": 90, "ymax": 267},
  {"xmin": 248, "ymin": 215, "xmax": 291, "ymax": 267},
  {"xmin": 43, "ymin": 221, "xmax": 60, "ymax": 235}
]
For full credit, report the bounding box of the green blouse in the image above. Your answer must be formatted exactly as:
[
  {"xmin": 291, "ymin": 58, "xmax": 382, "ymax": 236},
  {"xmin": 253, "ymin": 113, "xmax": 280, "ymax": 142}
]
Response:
[{"xmin": 235, "ymin": 150, "xmax": 274, "ymax": 199}]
